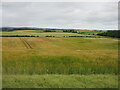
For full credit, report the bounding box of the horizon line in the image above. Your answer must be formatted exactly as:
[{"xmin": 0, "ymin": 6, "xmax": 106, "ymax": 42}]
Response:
[{"xmin": 0, "ymin": 26, "xmax": 118, "ymax": 30}]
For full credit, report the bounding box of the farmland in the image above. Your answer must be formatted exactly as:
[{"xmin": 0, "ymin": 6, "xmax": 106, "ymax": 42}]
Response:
[
  {"xmin": 1, "ymin": 30, "xmax": 98, "ymax": 37},
  {"xmin": 1, "ymin": 30, "xmax": 119, "ymax": 88}
]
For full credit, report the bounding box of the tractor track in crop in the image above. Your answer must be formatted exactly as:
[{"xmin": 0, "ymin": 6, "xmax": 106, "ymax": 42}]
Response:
[{"xmin": 19, "ymin": 37, "xmax": 33, "ymax": 49}]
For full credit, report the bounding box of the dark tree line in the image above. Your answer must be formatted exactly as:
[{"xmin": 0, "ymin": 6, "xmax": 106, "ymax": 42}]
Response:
[
  {"xmin": 97, "ymin": 30, "xmax": 120, "ymax": 38},
  {"xmin": 43, "ymin": 30, "xmax": 56, "ymax": 32},
  {"xmin": 1, "ymin": 35, "xmax": 39, "ymax": 37},
  {"xmin": 63, "ymin": 30, "xmax": 77, "ymax": 33}
]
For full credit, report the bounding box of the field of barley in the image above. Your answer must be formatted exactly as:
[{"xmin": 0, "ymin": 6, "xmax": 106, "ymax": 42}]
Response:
[
  {"xmin": 1, "ymin": 30, "xmax": 98, "ymax": 37},
  {"xmin": 2, "ymin": 36, "xmax": 119, "ymax": 88}
]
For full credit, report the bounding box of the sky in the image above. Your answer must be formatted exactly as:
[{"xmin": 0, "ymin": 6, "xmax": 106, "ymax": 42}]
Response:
[{"xmin": 1, "ymin": 2, "xmax": 118, "ymax": 30}]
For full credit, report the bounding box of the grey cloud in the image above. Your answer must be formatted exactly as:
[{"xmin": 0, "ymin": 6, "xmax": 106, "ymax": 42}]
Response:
[{"xmin": 2, "ymin": 2, "xmax": 118, "ymax": 30}]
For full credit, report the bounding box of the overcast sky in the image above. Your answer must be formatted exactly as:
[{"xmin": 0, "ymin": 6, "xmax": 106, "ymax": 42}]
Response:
[{"xmin": 1, "ymin": 2, "xmax": 118, "ymax": 30}]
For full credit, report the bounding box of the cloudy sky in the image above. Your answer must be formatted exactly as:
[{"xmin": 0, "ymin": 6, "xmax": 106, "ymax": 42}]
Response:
[{"xmin": 1, "ymin": 2, "xmax": 118, "ymax": 30}]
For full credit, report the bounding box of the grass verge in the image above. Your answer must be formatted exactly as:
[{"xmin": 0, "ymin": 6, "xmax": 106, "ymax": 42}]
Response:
[{"xmin": 2, "ymin": 74, "xmax": 118, "ymax": 88}]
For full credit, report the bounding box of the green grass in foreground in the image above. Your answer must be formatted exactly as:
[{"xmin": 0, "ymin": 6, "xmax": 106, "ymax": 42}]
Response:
[
  {"xmin": 2, "ymin": 74, "xmax": 118, "ymax": 88},
  {"xmin": 3, "ymin": 56, "xmax": 118, "ymax": 75}
]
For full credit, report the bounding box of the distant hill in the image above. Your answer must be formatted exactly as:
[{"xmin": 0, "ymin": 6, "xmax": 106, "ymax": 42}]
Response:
[
  {"xmin": 0, "ymin": 27, "xmax": 104, "ymax": 32},
  {"xmin": 1, "ymin": 27, "xmax": 78, "ymax": 31}
]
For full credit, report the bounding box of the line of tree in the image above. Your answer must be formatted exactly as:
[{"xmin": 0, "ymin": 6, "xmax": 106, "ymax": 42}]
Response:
[
  {"xmin": 43, "ymin": 30, "xmax": 56, "ymax": 32},
  {"xmin": 1, "ymin": 35, "xmax": 39, "ymax": 37},
  {"xmin": 64, "ymin": 36, "xmax": 101, "ymax": 38},
  {"xmin": 97, "ymin": 30, "xmax": 120, "ymax": 38},
  {"xmin": 63, "ymin": 30, "xmax": 77, "ymax": 33},
  {"xmin": 1, "ymin": 35, "xmax": 102, "ymax": 38}
]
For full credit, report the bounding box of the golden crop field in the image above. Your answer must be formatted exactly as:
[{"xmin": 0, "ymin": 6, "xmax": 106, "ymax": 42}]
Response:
[
  {"xmin": 2, "ymin": 37, "xmax": 119, "ymax": 88},
  {"xmin": 2, "ymin": 37, "xmax": 118, "ymax": 74}
]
